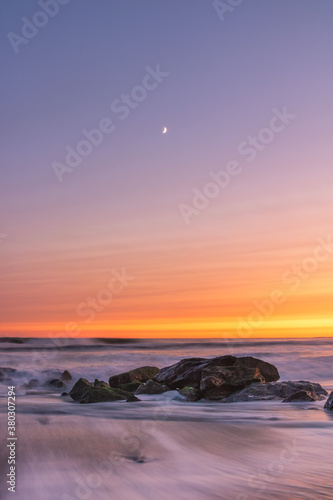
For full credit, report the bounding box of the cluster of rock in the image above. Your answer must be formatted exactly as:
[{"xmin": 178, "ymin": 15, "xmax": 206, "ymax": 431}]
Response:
[
  {"xmin": 66, "ymin": 355, "xmax": 332, "ymax": 407},
  {"xmin": 0, "ymin": 366, "xmax": 73, "ymax": 391},
  {"xmin": 69, "ymin": 366, "xmax": 160, "ymax": 404},
  {"xmin": 21, "ymin": 370, "xmax": 72, "ymax": 391}
]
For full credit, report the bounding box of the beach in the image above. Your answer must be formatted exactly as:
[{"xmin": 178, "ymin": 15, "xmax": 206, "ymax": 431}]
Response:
[{"xmin": 1, "ymin": 337, "xmax": 333, "ymax": 499}]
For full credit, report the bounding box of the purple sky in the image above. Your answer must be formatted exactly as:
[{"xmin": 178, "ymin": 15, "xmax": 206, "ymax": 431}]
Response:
[{"xmin": 1, "ymin": 0, "xmax": 333, "ymax": 337}]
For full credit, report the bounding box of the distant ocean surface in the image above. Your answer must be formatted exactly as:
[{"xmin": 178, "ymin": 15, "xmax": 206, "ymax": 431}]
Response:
[
  {"xmin": 1, "ymin": 337, "xmax": 333, "ymax": 500},
  {"xmin": 1, "ymin": 337, "xmax": 333, "ymax": 391}
]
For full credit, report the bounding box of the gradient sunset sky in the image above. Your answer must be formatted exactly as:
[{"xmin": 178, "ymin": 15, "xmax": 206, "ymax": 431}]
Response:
[{"xmin": 1, "ymin": 0, "xmax": 333, "ymax": 338}]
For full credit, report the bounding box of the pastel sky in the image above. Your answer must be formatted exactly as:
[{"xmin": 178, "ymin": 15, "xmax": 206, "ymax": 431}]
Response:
[{"xmin": 1, "ymin": 0, "xmax": 333, "ymax": 338}]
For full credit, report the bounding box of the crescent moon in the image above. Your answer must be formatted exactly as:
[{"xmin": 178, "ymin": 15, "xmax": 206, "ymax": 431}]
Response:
[{"xmin": 162, "ymin": 127, "xmax": 167, "ymax": 134}]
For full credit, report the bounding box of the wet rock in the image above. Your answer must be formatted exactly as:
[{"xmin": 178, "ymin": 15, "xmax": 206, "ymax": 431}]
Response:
[
  {"xmin": 80, "ymin": 387, "xmax": 130, "ymax": 404},
  {"xmin": 237, "ymin": 356, "xmax": 280, "ymax": 382},
  {"xmin": 109, "ymin": 366, "xmax": 159, "ymax": 388},
  {"xmin": 135, "ymin": 379, "xmax": 168, "ymax": 395},
  {"xmin": 22, "ymin": 379, "xmax": 40, "ymax": 389},
  {"xmin": 178, "ymin": 386, "xmax": 202, "ymax": 402},
  {"xmin": 46, "ymin": 378, "xmax": 65, "ymax": 389},
  {"xmin": 69, "ymin": 377, "xmax": 131, "ymax": 403},
  {"xmin": 276, "ymin": 381, "xmax": 327, "ymax": 399},
  {"xmin": 61, "ymin": 392, "xmax": 69, "ymax": 397},
  {"xmin": 94, "ymin": 379, "xmax": 110, "ymax": 389},
  {"xmin": 200, "ymin": 366, "xmax": 265, "ymax": 400},
  {"xmin": 69, "ymin": 378, "xmax": 93, "ymax": 401},
  {"xmin": 155, "ymin": 355, "xmax": 279, "ymax": 391},
  {"xmin": 283, "ymin": 390, "xmax": 318, "ymax": 402},
  {"xmin": 60, "ymin": 370, "xmax": 72, "ymax": 381},
  {"xmin": 118, "ymin": 382, "xmax": 142, "ymax": 392},
  {"xmin": 324, "ymin": 391, "xmax": 333, "ymax": 411},
  {"xmin": 224, "ymin": 380, "xmax": 328, "ymax": 402},
  {"xmin": 155, "ymin": 356, "xmax": 236, "ymax": 390},
  {"xmin": 126, "ymin": 394, "xmax": 141, "ymax": 402}
]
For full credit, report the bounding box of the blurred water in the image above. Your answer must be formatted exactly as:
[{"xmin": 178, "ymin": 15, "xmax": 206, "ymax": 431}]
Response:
[{"xmin": 0, "ymin": 337, "xmax": 333, "ymax": 499}]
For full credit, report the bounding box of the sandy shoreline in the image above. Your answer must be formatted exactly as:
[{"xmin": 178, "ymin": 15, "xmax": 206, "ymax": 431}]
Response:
[{"xmin": 1, "ymin": 410, "xmax": 332, "ymax": 500}]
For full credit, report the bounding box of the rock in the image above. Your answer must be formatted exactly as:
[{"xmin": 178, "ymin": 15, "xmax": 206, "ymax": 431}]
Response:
[
  {"xmin": 80, "ymin": 387, "xmax": 130, "ymax": 404},
  {"xmin": 69, "ymin": 377, "xmax": 131, "ymax": 403},
  {"xmin": 224, "ymin": 380, "xmax": 328, "ymax": 402},
  {"xmin": 236, "ymin": 356, "xmax": 280, "ymax": 382},
  {"xmin": 135, "ymin": 379, "xmax": 168, "ymax": 395},
  {"xmin": 94, "ymin": 379, "xmax": 110, "ymax": 389},
  {"xmin": 200, "ymin": 366, "xmax": 265, "ymax": 400},
  {"xmin": 118, "ymin": 382, "xmax": 142, "ymax": 392},
  {"xmin": 126, "ymin": 395, "xmax": 141, "ymax": 402},
  {"xmin": 60, "ymin": 370, "xmax": 72, "ymax": 381},
  {"xmin": 69, "ymin": 378, "xmax": 93, "ymax": 401},
  {"xmin": 283, "ymin": 390, "xmax": 318, "ymax": 402},
  {"xmin": 22, "ymin": 379, "xmax": 40, "ymax": 389},
  {"xmin": 109, "ymin": 366, "xmax": 159, "ymax": 388},
  {"xmin": 154, "ymin": 355, "xmax": 279, "ymax": 391},
  {"xmin": 324, "ymin": 391, "xmax": 333, "ymax": 411},
  {"xmin": 276, "ymin": 381, "xmax": 327, "ymax": 399},
  {"xmin": 178, "ymin": 386, "xmax": 202, "ymax": 402},
  {"xmin": 155, "ymin": 356, "xmax": 236, "ymax": 390},
  {"xmin": 155, "ymin": 358, "xmax": 208, "ymax": 389},
  {"xmin": 61, "ymin": 392, "xmax": 69, "ymax": 397},
  {"xmin": 46, "ymin": 378, "xmax": 65, "ymax": 389}
]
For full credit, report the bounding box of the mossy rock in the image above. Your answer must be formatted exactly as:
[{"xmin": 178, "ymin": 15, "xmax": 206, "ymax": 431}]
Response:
[
  {"xmin": 109, "ymin": 366, "xmax": 159, "ymax": 388},
  {"xmin": 179, "ymin": 386, "xmax": 202, "ymax": 402},
  {"xmin": 80, "ymin": 386, "xmax": 131, "ymax": 404},
  {"xmin": 94, "ymin": 379, "xmax": 110, "ymax": 389},
  {"xmin": 118, "ymin": 382, "xmax": 142, "ymax": 392},
  {"xmin": 69, "ymin": 378, "xmax": 93, "ymax": 401},
  {"xmin": 135, "ymin": 379, "xmax": 169, "ymax": 395},
  {"xmin": 69, "ymin": 377, "xmax": 131, "ymax": 403}
]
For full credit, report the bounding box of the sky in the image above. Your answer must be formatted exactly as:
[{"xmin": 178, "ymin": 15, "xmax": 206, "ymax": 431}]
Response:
[{"xmin": 1, "ymin": 0, "xmax": 333, "ymax": 338}]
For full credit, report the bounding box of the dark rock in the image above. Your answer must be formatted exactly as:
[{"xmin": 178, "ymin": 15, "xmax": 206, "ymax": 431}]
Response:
[
  {"xmin": 21, "ymin": 379, "xmax": 40, "ymax": 389},
  {"xmin": 69, "ymin": 378, "xmax": 93, "ymax": 401},
  {"xmin": 80, "ymin": 387, "xmax": 130, "ymax": 404},
  {"xmin": 27, "ymin": 379, "xmax": 39, "ymax": 389},
  {"xmin": 61, "ymin": 392, "xmax": 69, "ymax": 396},
  {"xmin": 237, "ymin": 356, "xmax": 280, "ymax": 382},
  {"xmin": 109, "ymin": 366, "xmax": 159, "ymax": 388},
  {"xmin": 178, "ymin": 386, "xmax": 202, "ymax": 402},
  {"xmin": 283, "ymin": 390, "xmax": 318, "ymax": 402},
  {"xmin": 60, "ymin": 370, "xmax": 72, "ymax": 381},
  {"xmin": 224, "ymin": 380, "xmax": 328, "ymax": 402},
  {"xmin": 135, "ymin": 379, "xmax": 168, "ymax": 395},
  {"xmin": 47, "ymin": 378, "xmax": 65, "ymax": 389},
  {"xmin": 94, "ymin": 379, "xmax": 110, "ymax": 389},
  {"xmin": 276, "ymin": 381, "xmax": 327, "ymax": 399},
  {"xmin": 126, "ymin": 394, "xmax": 141, "ymax": 402},
  {"xmin": 69, "ymin": 377, "xmax": 131, "ymax": 403},
  {"xmin": 155, "ymin": 358, "xmax": 208, "ymax": 389},
  {"xmin": 200, "ymin": 365, "xmax": 265, "ymax": 400},
  {"xmin": 155, "ymin": 356, "xmax": 237, "ymax": 390},
  {"xmin": 324, "ymin": 391, "xmax": 333, "ymax": 411},
  {"xmin": 154, "ymin": 355, "xmax": 279, "ymax": 391},
  {"xmin": 118, "ymin": 382, "xmax": 142, "ymax": 392}
]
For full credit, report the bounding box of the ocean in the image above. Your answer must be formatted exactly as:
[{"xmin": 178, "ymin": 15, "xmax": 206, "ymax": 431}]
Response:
[{"xmin": 0, "ymin": 337, "xmax": 332, "ymax": 499}]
